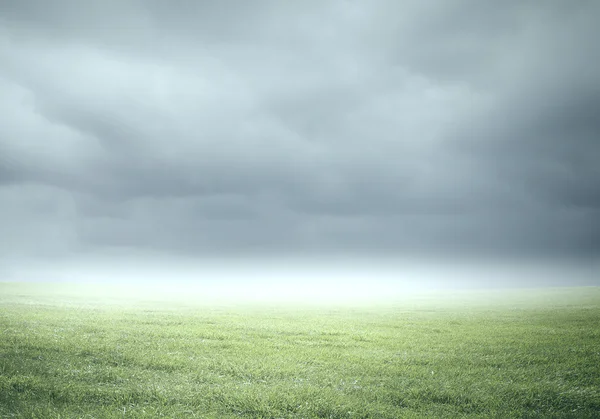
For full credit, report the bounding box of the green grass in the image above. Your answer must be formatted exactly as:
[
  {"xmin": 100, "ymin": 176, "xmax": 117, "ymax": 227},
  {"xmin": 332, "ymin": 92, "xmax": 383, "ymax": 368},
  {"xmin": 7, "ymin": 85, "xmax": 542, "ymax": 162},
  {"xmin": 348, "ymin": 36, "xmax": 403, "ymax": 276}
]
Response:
[{"xmin": 1, "ymin": 283, "xmax": 599, "ymax": 418}]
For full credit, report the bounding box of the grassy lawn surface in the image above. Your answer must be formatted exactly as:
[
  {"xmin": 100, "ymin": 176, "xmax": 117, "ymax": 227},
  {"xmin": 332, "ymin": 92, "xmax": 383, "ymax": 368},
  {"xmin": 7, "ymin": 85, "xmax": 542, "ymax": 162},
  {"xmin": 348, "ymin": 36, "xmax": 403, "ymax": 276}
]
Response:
[{"xmin": 1, "ymin": 283, "xmax": 599, "ymax": 418}]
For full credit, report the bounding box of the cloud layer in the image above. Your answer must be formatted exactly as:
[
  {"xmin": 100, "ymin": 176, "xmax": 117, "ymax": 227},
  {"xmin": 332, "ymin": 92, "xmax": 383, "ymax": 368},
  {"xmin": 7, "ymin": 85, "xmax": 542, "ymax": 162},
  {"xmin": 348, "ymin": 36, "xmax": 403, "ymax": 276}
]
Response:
[{"xmin": 1, "ymin": 0, "xmax": 599, "ymax": 263}]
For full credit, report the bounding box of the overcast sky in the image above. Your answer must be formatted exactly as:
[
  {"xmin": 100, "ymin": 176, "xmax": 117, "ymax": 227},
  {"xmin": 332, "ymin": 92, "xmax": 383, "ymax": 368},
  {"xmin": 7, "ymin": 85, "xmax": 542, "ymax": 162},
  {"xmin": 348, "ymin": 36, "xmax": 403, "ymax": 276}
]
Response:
[{"xmin": 1, "ymin": 1, "xmax": 599, "ymax": 284}]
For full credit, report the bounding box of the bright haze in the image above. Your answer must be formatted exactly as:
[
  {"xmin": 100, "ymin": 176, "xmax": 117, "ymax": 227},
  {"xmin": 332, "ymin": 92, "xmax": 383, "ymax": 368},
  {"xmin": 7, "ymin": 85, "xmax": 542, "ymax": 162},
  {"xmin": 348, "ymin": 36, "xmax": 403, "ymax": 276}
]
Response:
[{"xmin": 1, "ymin": 1, "xmax": 598, "ymax": 301}]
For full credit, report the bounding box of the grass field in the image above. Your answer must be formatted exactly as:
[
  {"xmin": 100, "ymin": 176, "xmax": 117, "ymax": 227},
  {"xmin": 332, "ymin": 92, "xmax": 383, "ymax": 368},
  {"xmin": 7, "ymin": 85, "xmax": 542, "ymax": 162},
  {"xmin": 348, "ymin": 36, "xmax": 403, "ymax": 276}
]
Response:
[{"xmin": 1, "ymin": 283, "xmax": 599, "ymax": 418}]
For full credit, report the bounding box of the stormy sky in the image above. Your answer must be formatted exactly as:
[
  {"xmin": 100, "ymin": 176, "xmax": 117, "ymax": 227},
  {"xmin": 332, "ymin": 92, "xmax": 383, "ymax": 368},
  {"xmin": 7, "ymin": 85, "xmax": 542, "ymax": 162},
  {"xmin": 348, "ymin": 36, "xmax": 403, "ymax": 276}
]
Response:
[{"xmin": 1, "ymin": 1, "xmax": 599, "ymax": 287}]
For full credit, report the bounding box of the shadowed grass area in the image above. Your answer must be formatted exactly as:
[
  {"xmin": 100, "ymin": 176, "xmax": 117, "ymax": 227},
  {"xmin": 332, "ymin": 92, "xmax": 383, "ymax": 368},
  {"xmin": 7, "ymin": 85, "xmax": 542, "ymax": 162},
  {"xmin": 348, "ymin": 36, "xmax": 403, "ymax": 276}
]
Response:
[{"xmin": 1, "ymin": 283, "xmax": 599, "ymax": 418}]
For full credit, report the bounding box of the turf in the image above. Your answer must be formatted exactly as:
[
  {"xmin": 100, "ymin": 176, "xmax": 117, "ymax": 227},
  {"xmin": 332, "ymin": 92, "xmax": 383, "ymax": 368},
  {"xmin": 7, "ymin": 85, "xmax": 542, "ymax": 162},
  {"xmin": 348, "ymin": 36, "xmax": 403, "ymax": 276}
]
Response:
[{"xmin": 1, "ymin": 283, "xmax": 599, "ymax": 418}]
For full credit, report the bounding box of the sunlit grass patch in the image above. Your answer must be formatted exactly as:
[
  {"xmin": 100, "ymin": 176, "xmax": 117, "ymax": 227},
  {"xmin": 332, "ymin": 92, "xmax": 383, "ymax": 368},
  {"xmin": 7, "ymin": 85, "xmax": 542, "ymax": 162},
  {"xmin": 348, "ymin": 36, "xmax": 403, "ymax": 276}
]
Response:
[{"xmin": 1, "ymin": 283, "xmax": 599, "ymax": 418}]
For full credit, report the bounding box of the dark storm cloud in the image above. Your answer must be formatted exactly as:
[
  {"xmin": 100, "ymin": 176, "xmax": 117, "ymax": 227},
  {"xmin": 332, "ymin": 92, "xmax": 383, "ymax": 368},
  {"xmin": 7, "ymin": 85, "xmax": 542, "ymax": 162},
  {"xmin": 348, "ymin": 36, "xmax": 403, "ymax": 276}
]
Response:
[{"xmin": 1, "ymin": 0, "xmax": 599, "ymax": 261}]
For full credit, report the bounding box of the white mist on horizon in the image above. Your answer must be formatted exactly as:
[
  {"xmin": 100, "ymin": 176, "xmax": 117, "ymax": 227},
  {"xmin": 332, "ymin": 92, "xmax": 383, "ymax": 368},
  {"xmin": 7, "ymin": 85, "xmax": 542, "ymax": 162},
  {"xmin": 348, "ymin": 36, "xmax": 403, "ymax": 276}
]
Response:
[{"xmin": 2, "ymin": 254, "xmax": 598, "ymax": 304}]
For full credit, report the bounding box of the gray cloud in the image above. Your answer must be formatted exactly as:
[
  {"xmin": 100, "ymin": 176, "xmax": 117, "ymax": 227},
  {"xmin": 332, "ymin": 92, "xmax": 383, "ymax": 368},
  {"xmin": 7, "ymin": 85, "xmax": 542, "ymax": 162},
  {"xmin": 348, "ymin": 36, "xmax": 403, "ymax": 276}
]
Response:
[{"xmin": 1, "ymin": 0, "xmax": 599, "ymax": 264}]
